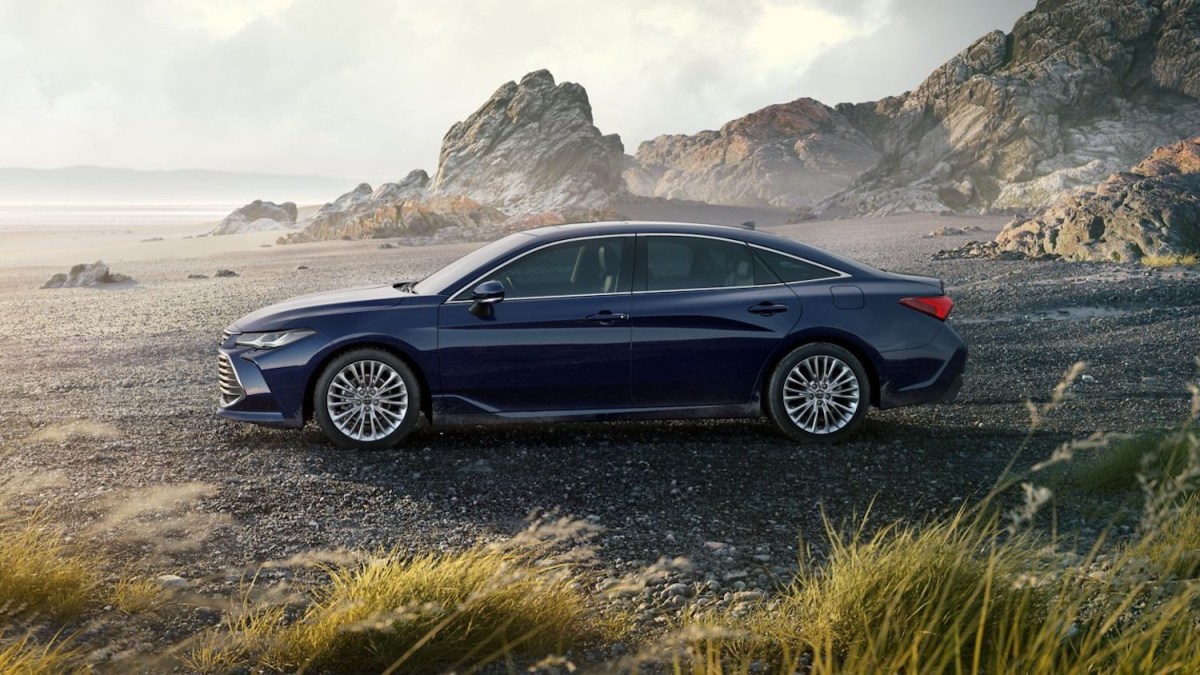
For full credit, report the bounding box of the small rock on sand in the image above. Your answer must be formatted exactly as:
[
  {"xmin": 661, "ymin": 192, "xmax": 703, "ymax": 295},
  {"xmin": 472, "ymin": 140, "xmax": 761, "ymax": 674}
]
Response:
[
  {"xmin": 42, "ymin": 261, "xmax": 132, "ymax": 289},
  {"xmin": 214, "ymin": 269, "xmax": 239, "ymax": 278}
]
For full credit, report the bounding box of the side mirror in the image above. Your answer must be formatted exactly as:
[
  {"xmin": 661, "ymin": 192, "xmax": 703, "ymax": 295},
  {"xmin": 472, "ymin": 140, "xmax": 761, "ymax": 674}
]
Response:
[{"xmin": 468, "ymin": 280, "xmax": 505, "ymax": 317}]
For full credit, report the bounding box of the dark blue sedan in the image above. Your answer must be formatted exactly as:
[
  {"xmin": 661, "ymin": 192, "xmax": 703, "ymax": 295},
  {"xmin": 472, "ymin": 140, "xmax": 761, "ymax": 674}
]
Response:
[{"xmin": 217, "ymin": 222, "xmax": 966, "ymax": 449}]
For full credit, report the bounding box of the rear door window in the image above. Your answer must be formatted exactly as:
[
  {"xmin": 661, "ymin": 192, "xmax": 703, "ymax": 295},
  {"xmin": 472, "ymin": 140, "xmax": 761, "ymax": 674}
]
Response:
[{"xmin": 640, "ymin": 236, "xmax": 758, "ymax": 291}]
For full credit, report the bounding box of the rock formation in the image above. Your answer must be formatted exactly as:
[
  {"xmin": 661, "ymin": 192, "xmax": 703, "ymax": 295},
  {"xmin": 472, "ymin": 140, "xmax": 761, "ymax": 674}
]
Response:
[
  {"xmin": 822, "ymin": 0, "xmax": 1200, "ymax": 216},
  {"xmin": 432, "ymin": 69, "xmax": 626, "ymax": 213},
  {"xmin": 626, "ymin": 98, "xmax": 879, "ymax": 209},
  {"xmin": 281, "ymin": 71, "xmax": 627, "ymax": 243},
  {"xmin": 211, "ymin": 199, "xmax": 298, "ymax": 235},
  {"xmin": 42, "ymin": 261, "xmax": 132, "ymax": 288},
  {"xmin": 988, "ymin": 136, "xmax": 1200, "ymax": 262}
]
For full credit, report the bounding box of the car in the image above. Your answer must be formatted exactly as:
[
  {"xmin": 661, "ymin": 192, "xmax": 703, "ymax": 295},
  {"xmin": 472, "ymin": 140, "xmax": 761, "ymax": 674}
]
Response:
[{"xmin": 217, "ymin": 221, "xmax": 967, "ymax": 449}]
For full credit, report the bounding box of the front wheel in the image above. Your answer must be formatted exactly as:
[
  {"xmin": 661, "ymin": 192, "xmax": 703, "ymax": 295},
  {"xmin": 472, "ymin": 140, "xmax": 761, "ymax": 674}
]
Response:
[
  {"xmin": 765, "ymin": 343, "xmax": 870, "ymax": 442},
  {"xmin": 313, "ymin": 348, "xmax": 422, "ymax": 450}
]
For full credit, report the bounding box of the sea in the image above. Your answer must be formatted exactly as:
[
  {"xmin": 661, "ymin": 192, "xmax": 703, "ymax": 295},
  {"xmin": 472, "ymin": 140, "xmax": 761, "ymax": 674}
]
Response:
[{"xmin": 0, "ymin": 204, "xmax": 238, "ymax": 233}]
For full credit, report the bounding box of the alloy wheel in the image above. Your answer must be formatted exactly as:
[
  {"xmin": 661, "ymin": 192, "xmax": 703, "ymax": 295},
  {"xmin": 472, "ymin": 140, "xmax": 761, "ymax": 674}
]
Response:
[
  {"xmin": 782, "ymin": 354, "xmax": 861, "ymax": 435},
  {"xmin": 325, "ymin": 360, "xmax": 409, "ymax": 442}
]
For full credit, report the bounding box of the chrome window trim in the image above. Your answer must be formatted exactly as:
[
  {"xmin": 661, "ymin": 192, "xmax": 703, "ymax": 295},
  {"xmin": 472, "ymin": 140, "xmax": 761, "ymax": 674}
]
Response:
[
  {"xmin": 445, "ymin": 234, "xmax": 636, "ymax": 304},
  {"xmin": 442, "ymin": 232, "xmax": 852, "ymax": 304}
]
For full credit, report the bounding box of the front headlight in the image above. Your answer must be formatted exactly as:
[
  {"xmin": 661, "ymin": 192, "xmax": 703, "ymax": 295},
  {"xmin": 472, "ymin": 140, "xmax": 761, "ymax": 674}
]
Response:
[{"xmin": 235, "ymin": 329, "xmax": 315, "ymax": 350}]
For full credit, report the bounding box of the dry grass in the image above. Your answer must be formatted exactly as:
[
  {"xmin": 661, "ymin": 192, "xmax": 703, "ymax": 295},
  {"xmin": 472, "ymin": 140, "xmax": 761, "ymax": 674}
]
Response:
[
  {"xmin": 0, "ymin": 633, "xmax": 79, "ymax": 675},
  {"xmin": 1125, "ymin": 495, "xmax": 1200, "ymax": 579},
  {"xmin": 110, "ymin": 577, "xmax": 170, "ymax": 615},
  {"xmin": 0, "ymin": 516, "xmax": 99, "ymax": 621},
  {"xmin": 629, "ymin": 511, "xmax": 1200, "ymax": 674},
  {"xmin": 187, "ymin": 519, "xmax": 627, "ymax": 673},
  {"xmin": 1141, "ymin": 253, "xmax": 1199, "ymax": 268}
]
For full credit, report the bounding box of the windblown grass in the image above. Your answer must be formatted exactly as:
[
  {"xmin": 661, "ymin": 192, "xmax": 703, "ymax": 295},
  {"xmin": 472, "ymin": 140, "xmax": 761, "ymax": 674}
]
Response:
[
  {"xmin": 0, "ymin": 516, "xmax": 99, "ymax": 621},
  {"xmin": 188, "ymin": 518, "xmax": 627, "ymax": 673},
  {"xmin": 633, "ymin": 508, "xmax": 1200, "ymax": 674},
  {"xmin": 0, "ymin": 633, "xmax": 79, "ymax": 675}
]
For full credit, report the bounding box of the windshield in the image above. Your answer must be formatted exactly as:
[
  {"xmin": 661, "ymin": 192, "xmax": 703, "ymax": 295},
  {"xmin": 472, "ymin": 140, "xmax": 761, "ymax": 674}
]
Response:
[{"xmin": 411, "ymin": 232, "xmax": 533, "ymax": 296}]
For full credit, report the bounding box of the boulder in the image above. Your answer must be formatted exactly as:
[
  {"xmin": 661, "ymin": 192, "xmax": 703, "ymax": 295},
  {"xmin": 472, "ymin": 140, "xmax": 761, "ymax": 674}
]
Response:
[
  {"xmin": 211, "ymin": 199, "xmax": 298, "ymax": 235},
  {"xmin": 42, "ymin": 261, "xmax": 132, "ymax": 288},
  {"xmin": 990, "ymin": 137, "xmax": 1200, "ymax": 262}
]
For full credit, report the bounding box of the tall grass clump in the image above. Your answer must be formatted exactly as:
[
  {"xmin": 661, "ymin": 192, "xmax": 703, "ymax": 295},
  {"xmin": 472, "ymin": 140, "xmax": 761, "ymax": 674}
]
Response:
[
  {"xmin": 657, "ymin": 511, "xmax": 1055, "ymax": 674},
  {"xmin": 190, "ymin": 518, "xmax": 627, "ymax": 673},
  {"xmin": 1055, "ymin": 430, "xmax": 1195, "ymax": 494},
  {"xmin": 0, "ymin": 515, "xmax": 99, "ymax": 620},
  {"xmin": 750, "ymin": 513, "xmax": 1049, "ymax": 672}
]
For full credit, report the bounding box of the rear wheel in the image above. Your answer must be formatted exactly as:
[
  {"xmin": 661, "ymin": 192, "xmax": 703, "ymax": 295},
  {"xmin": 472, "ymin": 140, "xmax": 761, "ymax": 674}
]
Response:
[
  {"xmin": 766, "ymin": 343, "xmax": 869, "ymax": 442},
  {"xmin": 313, "ymin": 348, "xmax": 421, "ymax": 450}
]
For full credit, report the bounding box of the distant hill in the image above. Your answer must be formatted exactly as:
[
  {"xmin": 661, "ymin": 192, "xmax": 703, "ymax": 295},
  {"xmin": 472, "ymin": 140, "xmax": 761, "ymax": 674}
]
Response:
[{"xmin": 0, "ymin": 166, "xmax": 352, "ymax": 205}]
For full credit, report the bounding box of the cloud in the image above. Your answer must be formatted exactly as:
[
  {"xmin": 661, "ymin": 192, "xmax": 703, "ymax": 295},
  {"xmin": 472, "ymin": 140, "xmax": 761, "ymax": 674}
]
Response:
[{"xmin": 0, "ymin": 0, "xmax": 1034, "ymax": 182}]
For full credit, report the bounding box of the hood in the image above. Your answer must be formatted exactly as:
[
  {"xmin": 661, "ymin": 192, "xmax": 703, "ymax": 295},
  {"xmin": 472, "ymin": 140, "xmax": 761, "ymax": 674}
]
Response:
[{"xmin": 231, "ymin": 284, "xmax": 406, "ymax": 332}]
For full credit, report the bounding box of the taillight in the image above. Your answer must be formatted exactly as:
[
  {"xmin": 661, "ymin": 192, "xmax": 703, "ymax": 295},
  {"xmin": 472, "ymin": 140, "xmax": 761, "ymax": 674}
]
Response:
[{"xmin": 900, "ymin": 295, "xmax": 954, "ymax": 321}]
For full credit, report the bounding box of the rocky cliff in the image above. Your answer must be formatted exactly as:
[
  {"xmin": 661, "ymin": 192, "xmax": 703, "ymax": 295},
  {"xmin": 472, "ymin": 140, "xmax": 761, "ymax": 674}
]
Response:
[
  {"xmin": 626, "ymin": 0, "xmax": 1200, "ymax": 217},
  {"xmin": 626, "ymin": 98, "xmax": 879, "ymax": 210},
  {"xmin": 823, "ymin": 0, "xmax": 1200, "ymax": 216},
  {"xmin": 987, "ymin": 136, "xmax": 1200, "ymax": 262}
]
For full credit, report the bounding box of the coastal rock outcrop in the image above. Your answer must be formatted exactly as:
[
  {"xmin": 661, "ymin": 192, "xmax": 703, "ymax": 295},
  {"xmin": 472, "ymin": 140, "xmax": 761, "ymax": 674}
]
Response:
[
  {"xmin": 989, "ymin": 136, "xmax": 1200, "ymax": 262},
  {"xmin": 626, "ymin": 98, "xmax": 879, "ymax": 209},
  {"xmin": 211, "ymin": 199, "xmax": 298, "ymax": 235}
]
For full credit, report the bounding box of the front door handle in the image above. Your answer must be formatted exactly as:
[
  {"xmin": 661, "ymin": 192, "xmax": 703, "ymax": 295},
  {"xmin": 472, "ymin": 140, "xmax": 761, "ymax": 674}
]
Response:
[
  {"xmin": 748, "ymin": 302, "xmax": 789, "ymax": 316},
  {"xmin": 586, "ymin": 311, "xmax": 629, "ymax": 323}
]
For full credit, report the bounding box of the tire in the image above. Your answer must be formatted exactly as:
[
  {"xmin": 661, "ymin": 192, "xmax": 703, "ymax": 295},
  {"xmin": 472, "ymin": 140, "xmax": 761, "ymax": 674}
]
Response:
[
  {"xmin": 313, "ymin": 348, "xmax": 421, "ymax": 450},
  {"xmin": 765, "ymin": 343, "xmax": 870, "ymax": 442}
]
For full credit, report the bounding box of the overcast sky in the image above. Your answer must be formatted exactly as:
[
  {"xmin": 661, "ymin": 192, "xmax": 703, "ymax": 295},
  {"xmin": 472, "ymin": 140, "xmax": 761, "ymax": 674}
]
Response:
[{"xmin": 0, "ymin": 0, "xmax": 1034, "ymax": 182}]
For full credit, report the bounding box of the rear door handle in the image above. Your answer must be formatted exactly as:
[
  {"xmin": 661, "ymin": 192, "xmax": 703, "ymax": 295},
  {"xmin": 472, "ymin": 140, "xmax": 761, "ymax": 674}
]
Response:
[
  {"xmin": 586, "ymin": 311, "xmax": 629, "ymax": 323},
  {"xmin": 748, "ymin": 302, "xmax": 789, "ymax": 316}
]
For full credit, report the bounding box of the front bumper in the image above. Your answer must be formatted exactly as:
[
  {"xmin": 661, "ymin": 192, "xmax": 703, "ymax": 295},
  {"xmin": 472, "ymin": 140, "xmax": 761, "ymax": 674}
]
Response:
[{"xmin": 214, "ymin": 343, "xmax": 308, "ymax": 429}]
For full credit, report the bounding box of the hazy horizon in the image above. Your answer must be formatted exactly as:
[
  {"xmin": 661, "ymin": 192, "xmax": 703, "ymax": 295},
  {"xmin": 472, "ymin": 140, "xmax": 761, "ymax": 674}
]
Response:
[{"xmin": 1, "ymin": 0, "xmax": 1035, "ymax": 181}]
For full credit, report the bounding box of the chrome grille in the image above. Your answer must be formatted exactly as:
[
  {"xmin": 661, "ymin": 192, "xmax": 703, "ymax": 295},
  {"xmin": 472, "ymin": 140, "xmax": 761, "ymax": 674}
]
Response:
[
  {"xmin": 217, "ymin": 353, "xmax": 245, "ymax": 407},
  {"xmin": 221, "ymin": 329, "xmax": 233, "ymax": 347}
]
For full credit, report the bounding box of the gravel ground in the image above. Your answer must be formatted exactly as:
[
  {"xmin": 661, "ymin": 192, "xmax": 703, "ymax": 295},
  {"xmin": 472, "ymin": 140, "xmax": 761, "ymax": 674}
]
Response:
[{"xmin": 1, "ymin": 214, "xmax": 1198, "ymax": 664}]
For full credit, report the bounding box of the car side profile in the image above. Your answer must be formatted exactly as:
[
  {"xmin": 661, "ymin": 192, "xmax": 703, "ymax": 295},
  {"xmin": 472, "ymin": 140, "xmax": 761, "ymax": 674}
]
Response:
[{"xmin": 217, "ymin": 222, "xmax": 967, "ymax": 449}]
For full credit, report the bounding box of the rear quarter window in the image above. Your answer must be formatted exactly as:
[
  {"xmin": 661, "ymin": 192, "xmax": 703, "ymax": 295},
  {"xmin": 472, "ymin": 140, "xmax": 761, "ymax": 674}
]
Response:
[{"xmin": 752, "ymin": 247, "xmax": 843, "ymax": 283}]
